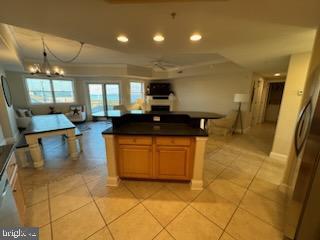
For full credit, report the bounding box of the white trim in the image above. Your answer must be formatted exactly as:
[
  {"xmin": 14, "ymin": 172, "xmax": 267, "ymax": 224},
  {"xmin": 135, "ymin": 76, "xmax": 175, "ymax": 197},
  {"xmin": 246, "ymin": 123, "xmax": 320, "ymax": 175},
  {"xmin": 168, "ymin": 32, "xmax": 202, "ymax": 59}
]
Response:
[
  {"xmin": 269, "ymin": 151, "xmax": 288, "ymax": 162},
  {"xmin": 23, "ymin": 75, "xmax": 77, "ymax": 106},
  {"xmin": 106, "ymin": 176, "xmax": 120, "ymax": 187},
  {"xmin": 190, "ymin": 180, "xmax": 203, "ymax": 190}
]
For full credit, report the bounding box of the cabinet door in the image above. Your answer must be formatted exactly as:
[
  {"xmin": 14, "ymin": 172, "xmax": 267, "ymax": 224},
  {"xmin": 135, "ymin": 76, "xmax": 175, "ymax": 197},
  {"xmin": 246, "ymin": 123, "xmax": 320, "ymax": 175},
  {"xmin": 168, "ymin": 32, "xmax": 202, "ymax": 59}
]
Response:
[
  {"xmin": 118, "ymin": 145, "xmax": 153, "ymax": 178},
  {"xmin": 155, "ymin": 146, "xmax": 193, "ymax": 180}
]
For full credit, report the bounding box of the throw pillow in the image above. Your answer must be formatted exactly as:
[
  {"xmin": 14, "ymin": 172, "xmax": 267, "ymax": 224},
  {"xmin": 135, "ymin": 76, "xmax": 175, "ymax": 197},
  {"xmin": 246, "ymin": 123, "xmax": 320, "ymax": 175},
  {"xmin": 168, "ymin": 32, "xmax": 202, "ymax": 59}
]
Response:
[{"xmin": 24, "ymin": 110, "xmax": 33, "ymax": 117}]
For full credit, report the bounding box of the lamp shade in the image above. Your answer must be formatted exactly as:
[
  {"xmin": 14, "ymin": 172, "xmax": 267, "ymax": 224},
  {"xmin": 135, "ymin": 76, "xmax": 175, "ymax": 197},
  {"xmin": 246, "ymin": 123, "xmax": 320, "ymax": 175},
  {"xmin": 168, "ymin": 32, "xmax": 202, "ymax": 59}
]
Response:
[{"xmin": 234, "ymin": 93, "xmax": 249, "ymax": 103}]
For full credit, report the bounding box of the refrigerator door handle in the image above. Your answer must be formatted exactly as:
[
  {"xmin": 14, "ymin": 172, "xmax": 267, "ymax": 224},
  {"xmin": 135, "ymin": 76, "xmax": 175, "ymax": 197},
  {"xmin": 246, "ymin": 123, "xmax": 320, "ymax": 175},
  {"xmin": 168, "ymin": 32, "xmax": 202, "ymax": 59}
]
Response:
[{"xmin": 295, "ymin": 100, "xmax": 312, "ymax": 155}]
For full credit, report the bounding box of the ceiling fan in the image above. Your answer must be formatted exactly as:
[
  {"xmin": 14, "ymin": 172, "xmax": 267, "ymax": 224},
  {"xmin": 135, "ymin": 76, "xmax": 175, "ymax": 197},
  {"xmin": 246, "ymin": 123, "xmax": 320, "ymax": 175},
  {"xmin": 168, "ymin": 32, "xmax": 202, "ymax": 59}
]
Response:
[{"xmin": 152, "ymin": 60, "xmax": 179, "ymax": 71}]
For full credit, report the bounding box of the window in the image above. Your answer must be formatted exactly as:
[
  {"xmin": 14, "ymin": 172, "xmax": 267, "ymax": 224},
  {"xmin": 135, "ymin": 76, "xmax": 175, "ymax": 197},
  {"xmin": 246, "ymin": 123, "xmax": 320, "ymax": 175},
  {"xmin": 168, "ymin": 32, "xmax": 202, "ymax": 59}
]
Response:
[
  {"xmin": 52, "ymin": 80, "xmax": 75, "ymax": 103},
  {"xmin": 105, "ymin": 83, "xmax": 120, "ymax": 110},
  {"xmin": 130, "ymin": 81, "xmax": 144, "ymax": 104},
  {"xmin": 88, "ymin": 84, "xmax": 104, "ymax": 113},
  {"xmin": 26, "ymin": 78, "xmax": 75, "ymax": 104},
  {"xmin": 26, "ymin": 78, "xmax": 54, "ymax": 104}
]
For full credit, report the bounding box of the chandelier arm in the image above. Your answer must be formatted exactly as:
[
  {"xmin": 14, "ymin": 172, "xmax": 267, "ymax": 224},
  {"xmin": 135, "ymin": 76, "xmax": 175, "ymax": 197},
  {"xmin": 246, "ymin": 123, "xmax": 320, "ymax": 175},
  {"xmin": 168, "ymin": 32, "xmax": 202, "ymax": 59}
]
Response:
[{"xmin": 43, "ymin": 40, "xmax": 85, "ymax": 63}]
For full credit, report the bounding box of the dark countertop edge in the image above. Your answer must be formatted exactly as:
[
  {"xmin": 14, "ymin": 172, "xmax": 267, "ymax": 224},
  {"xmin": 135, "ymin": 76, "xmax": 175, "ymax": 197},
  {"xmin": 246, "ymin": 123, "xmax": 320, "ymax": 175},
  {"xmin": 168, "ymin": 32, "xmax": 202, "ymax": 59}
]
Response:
[
  {"xmin": 23, "ymin": 126, "xmax": 76, "ymax": 136},
  {"xmin": 0, "ymin": 144, "xmax": 15, "ymax": 181},
  {"xmin": 101, "ymin": 126, "xmax": 208, "ymax": 137},
  {"xmin": 95, "ymin": 111, "xmax": 224, "ymax": 119},
  {"xmin": 102, "ymin": 132, "xmax": 208, "ymax": 137}
]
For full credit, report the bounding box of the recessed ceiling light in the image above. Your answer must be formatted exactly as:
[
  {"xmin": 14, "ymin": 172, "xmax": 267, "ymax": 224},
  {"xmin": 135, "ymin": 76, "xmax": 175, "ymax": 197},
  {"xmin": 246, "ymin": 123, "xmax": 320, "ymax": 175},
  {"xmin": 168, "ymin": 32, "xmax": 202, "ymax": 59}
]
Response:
[
  {"xmin": 190, "ymin": 33, "xmax": 202, "ymax": 42},
  {"xmin": 117, "ymin": 35, "xmax": 129, "ymax": 43},
  {"xmin": 153, "ymin": 34, "xmax": 165, "ymax": 42},
  {"xmin": 274, "ymin": 73, "xmax": 281, "ymax": 76}
]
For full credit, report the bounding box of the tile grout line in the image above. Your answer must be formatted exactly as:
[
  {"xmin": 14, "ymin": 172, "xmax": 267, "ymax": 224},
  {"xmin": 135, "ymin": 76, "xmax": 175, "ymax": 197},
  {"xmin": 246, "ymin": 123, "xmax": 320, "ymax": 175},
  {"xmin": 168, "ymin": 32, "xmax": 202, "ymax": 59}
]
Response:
[
  {"xmin": 47, "ymin": 184, "xmax": 54, "ymax": 240},
  {"xmin": 81, "ymin": 175, "xmax": 116, "ymax": 240},
  {"xmin": 222, "ymin": 153, "xmax": 269, "ymax": 240}
]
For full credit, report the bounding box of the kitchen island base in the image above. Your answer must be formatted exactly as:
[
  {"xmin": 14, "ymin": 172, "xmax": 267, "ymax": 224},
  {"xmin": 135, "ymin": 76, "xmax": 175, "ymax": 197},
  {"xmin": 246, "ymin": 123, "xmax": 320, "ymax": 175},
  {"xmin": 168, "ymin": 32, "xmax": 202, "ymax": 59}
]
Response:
[{"xmin": 104, "ymin": 135, "xmax": 208, "ymax": 190}]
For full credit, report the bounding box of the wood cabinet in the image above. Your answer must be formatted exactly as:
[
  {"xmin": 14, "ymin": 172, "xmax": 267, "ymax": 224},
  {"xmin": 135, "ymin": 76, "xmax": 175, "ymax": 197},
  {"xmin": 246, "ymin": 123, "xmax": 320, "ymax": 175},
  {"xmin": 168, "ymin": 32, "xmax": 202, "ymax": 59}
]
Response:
[
  {"xmin": 118, "ymin": 145, "xmax": 153, "ymax": 178},
  {"xmin": 116, "ymin": 136, "xmax": 194, "ymax": 180},
  {"xmin": 155, "ymin": 146, "xmax": 193, "ymax": 180},
  {"xmin": 6, "ymin": 153, "xmax": 25, "ymax": 225}
]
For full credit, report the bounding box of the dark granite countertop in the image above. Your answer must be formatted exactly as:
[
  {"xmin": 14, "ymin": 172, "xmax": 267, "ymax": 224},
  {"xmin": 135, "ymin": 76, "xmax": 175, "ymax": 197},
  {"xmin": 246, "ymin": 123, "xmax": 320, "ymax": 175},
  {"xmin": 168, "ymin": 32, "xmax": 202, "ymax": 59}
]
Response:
[
  {"xmin": 102, "ymin": 123, "xmax": 208, "ymax": 137},
  {"xmin": 93, "ymin": 110, "xmax": 223, "ymax": 120},
  {"xmin": 0, "ymin": 144, "xmax": 14, "ymax": 180},
  {"xmin": 24, "ymin": 114, "xmax": 75, "ymax": 135}
]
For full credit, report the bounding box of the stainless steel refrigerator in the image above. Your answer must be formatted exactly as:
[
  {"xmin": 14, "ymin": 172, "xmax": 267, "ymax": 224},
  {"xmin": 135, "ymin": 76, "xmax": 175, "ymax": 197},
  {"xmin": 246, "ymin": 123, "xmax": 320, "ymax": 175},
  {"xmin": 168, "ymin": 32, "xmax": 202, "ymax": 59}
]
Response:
[{"xmin": 284, "ymin": 79, "xmax": 320, "ymax": 240}]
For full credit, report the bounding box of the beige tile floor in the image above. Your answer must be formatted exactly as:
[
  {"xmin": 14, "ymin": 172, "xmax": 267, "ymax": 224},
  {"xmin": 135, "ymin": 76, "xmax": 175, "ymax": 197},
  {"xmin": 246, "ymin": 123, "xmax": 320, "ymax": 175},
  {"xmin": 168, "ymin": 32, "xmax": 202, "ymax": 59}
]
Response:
[{"xmin": 20, "ymin": 122, "xmax": 287, "ymax": 240}]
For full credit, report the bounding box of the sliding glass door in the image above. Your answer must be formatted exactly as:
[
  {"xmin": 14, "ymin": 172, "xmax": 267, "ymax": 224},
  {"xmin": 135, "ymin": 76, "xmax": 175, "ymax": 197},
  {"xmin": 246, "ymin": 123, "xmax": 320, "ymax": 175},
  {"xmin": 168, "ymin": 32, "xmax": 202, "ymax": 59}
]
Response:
[
  {"xmin": 105, "ymin": 83, "xmax": 120, "ymax": 110},
  {"xmin": 88, "ymin": 83, "xmax": 121, "ymax": 113},
  {"xmin": 88, "ymin": 84, "xmax": 104, "ymax": 114}
]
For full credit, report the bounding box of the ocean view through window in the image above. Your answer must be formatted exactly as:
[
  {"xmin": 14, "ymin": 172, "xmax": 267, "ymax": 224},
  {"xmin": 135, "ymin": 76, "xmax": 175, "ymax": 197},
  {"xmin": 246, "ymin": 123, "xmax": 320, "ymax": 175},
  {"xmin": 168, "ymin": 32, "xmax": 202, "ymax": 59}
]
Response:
[{"xmin": 26, "ymin": 78, "xmax": 75, "ymax": 104}]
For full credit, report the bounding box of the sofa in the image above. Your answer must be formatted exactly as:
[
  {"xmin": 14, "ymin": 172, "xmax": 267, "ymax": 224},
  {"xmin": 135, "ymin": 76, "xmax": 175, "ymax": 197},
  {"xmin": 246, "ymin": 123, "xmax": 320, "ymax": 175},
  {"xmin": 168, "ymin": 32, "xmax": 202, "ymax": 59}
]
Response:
[{"xmin": 15, "ymin": 108, "xmax": 32, "ymax": 129}]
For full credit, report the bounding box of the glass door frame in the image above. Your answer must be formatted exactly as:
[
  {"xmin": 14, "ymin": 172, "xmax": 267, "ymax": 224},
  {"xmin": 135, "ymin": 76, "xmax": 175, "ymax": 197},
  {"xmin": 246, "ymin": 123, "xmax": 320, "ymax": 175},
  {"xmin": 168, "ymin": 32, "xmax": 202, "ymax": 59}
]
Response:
[{"xmin": 87, "ymin": 82, "xmax": 122, "ymax": 113}]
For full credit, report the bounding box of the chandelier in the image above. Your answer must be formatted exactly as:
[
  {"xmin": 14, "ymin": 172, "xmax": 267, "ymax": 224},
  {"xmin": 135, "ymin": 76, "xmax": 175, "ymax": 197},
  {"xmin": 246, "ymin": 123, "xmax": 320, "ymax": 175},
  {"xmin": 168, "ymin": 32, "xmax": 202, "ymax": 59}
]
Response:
[{"xmin": 29, "ymin": 37, "xmax": 84, "ymax": 77}]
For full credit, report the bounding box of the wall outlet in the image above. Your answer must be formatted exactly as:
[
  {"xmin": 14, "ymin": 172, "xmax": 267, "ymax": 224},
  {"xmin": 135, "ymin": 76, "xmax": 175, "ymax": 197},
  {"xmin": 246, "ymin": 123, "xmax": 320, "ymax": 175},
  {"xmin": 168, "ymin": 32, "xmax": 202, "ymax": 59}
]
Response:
[
  {"xmin": 297, "ymin": 90, "xmax": 304, "ymax": 96},
  {"xmin": 153, "ymin": 116, "xmax": 161, "ymax": 122}
]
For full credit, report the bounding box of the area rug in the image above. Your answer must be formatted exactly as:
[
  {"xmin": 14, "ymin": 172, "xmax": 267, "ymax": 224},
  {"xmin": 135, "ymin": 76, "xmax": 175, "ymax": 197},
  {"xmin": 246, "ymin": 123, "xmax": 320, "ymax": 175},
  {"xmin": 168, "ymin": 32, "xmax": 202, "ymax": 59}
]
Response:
[{"xmin": 76, "ymin": 123, "xmax": 91, "ymax": 132}]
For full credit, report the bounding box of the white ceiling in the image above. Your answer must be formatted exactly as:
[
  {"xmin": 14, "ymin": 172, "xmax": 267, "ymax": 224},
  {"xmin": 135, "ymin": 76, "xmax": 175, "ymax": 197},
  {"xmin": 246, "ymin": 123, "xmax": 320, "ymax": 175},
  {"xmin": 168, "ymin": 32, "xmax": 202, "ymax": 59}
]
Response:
[
  {"xmin": 11, "ymin": 26, "xmax": 226, "ymax": 69},
  {"xmin": 0, "ymin": 0, "xmax": 318, "ymax": 75}
]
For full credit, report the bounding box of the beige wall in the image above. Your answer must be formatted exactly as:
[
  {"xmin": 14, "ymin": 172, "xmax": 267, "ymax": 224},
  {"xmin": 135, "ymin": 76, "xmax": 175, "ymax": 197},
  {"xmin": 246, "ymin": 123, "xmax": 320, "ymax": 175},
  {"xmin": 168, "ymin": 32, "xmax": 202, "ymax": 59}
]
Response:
[
  {"xmin": 282, "ymin": 29, "xmax": 320, "ymax": 188},
  {"xmin": 5, "ymin": 71, "xmax": 149, "ymax": 117},
  {"xmin": 171, "ymin": 62, "xmax": 254, "ymax": 131},
  {"xmin": 171, "ymin": 62, "xmax": 253, "ymax": 114},
  {"xmin": 0, "ymin": 67, "xmax": 19, "ymax": 143},
  {"xmin": 270, "ymin": 53, "xmax": 312, "ymax": 161}
]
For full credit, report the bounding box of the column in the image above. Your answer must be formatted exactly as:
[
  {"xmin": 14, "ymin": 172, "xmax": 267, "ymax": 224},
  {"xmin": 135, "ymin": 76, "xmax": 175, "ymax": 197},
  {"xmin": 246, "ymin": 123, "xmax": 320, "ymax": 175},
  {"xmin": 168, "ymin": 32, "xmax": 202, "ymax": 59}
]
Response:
[
  {"xmin": 104, "ymin": 134, "xmax": 120, "ymax": 187},
  {"xmin": 191, "ymin": 137, "xmax": 208, "ymax": 190}
]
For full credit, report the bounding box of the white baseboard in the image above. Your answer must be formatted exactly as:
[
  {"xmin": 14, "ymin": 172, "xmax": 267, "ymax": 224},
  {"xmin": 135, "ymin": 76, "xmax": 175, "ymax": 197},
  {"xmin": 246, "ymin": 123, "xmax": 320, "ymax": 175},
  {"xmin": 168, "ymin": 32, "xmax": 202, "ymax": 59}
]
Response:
[
  {"xmin": 269, "ymin": 151, "xmax": 288, "ymax": 163},
  {"xmin": 106, "ymin": 176, "xmax": 120, "ymax": 187},
  {"xmin": 190, "ymin": 180, "xmax": 203, "ymax": 190}
]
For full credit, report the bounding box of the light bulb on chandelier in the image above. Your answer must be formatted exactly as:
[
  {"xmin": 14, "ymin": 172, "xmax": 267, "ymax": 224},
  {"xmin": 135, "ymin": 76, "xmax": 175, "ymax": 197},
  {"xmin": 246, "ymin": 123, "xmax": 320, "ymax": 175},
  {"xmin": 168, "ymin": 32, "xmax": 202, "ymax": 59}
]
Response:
[{"xmin": 29, "ymin": 37, "xmax": 84, "ymax": 77}]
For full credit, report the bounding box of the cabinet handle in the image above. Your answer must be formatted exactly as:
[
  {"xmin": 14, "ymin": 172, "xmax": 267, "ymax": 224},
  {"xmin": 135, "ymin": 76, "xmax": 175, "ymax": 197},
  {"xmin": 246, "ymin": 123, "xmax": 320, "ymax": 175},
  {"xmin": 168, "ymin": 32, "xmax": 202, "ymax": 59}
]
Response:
[{"xmin": 13, "ymin": 189, "xmax": 17, "ymax": 193}]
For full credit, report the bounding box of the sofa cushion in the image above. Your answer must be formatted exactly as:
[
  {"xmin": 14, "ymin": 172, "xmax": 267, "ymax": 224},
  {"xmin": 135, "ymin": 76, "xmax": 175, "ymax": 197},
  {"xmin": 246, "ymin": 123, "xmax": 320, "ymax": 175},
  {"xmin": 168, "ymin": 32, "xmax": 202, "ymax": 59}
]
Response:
[
  {"xmin": 24, "ymin": 110, "xmax": 33, "ymax": 117},
  {"xmin": 16, "ymin": 108, "xmax": 29, "ymax": 117}
]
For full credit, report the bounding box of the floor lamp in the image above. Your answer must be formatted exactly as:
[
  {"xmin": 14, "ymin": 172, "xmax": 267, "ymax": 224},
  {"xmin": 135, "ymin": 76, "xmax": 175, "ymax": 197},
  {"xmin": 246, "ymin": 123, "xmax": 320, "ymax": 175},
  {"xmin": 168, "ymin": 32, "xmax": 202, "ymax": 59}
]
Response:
[{"xmin": 232, "ymin": 93, "xmax": 249, "ymax": 134}]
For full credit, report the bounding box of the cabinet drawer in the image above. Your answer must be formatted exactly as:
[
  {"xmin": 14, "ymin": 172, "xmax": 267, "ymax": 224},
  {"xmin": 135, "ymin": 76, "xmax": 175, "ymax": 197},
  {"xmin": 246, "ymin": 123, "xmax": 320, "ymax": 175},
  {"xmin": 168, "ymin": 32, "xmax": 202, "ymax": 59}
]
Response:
[
  {"xmin": 118, "ymin": 136, "xmax": 152, "ymax": 145},
  {"xmin": 6, "ymin": 153, "xmax": 17, "ymax": 184},
  {"xmin": 156, "ymin": 137, "xmax": 191, "ymax": 146}
]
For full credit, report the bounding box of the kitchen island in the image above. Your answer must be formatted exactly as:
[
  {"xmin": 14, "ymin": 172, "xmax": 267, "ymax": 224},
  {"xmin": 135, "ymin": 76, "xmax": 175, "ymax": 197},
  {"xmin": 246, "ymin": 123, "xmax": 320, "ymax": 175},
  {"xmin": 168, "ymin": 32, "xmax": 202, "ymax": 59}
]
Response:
[{"xmin": 102, "ymin": 110, "xmax": 223, "ymax": 190}]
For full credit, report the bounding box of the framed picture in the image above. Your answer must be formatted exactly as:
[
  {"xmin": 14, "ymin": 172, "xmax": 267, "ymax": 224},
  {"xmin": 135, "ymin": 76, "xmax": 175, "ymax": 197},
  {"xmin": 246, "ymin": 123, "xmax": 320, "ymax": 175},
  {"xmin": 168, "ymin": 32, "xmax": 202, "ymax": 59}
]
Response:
[{"xmin": 1, "ymin": 75, "xmax": 12, "ymax": 107}]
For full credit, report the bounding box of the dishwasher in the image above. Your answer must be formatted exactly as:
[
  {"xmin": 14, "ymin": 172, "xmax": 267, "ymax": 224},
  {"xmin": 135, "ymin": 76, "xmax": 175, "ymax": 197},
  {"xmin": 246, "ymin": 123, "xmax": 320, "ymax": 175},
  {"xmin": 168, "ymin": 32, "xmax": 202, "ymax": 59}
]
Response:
[{"xmin": 0, "ymin": 171, "xmax": 20, "ymax": 227}]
